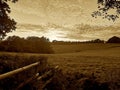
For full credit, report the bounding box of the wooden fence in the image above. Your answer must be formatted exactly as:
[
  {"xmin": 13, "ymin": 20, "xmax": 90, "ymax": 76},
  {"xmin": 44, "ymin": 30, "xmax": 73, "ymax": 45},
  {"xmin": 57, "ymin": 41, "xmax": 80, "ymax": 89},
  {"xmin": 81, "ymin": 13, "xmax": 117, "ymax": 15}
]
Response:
[
  {"xmin": 0, "ymin": 62, "xmax": 40, "ymax": 80},
  {"xmin": 0, "ymin": 61, "xmax": 58, "ymax": 90}
]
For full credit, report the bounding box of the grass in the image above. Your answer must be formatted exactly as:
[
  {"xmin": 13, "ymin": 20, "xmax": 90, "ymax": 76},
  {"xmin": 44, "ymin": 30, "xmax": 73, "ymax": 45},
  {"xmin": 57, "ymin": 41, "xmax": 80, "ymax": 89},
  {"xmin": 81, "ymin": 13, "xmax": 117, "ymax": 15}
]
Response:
[
  {"xmin": 47, "ymin": 43, "xmax": 120, "ymax": 90},
  {"xmin": 51, "ymin": 43, "xmax": 120, "ymax": 55},
  {"xmin": 0, "ymin": 43, "xmax": 120, "ymax": 90}
]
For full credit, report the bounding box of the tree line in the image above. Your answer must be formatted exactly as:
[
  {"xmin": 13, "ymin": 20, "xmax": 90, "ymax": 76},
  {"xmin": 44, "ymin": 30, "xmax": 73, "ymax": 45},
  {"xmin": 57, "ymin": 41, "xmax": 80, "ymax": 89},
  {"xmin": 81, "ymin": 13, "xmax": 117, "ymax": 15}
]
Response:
[
  {"xmin": 52, "ymin": 36, "xmax": 120, "ymax": 45},
  {"xmin": 0, "ymin": 36, "xmax": 54, "ymax": 53}
]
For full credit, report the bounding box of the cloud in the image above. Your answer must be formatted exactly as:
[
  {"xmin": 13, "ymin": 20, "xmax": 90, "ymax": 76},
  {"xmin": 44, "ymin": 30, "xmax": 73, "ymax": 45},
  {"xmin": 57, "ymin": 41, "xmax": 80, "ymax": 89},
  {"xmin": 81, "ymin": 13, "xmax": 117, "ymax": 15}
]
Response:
[
  {"xmin": 8, "ymin": 23, "xmax": 119, "ymax": 41},
  {"xmin": 64, "ymin": 24, "xmax": 120, "ymax": 41},
  {"xmin": 9, "ymin": 0, "xmax": 96, "ymax": 25}
]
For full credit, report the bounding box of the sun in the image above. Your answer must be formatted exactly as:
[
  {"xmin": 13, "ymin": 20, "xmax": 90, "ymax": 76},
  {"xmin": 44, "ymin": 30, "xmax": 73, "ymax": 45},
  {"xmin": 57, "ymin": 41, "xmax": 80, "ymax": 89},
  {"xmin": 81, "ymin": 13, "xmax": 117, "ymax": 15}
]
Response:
[{"xmin": 44, "ymin": 28, "xmax": 65, "ymax": 42}]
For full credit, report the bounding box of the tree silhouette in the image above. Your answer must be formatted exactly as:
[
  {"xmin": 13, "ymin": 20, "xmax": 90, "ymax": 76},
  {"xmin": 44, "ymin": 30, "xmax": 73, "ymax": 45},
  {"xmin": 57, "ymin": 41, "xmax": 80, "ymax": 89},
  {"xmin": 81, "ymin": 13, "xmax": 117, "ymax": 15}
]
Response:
[
  {"xmin": 92, "ymin": 0, "xmax": 120, "ymax": 21},
  {"xmin": 0, "ymin": 0, "xmax": 18, "ymax": 39},
  {"xmin": 0, "ymin": 36, "xmax": 54, "ymax": 53},
  {"xmin": 107, "ymin": 36, "xmax": 120, "ymax": 43}
]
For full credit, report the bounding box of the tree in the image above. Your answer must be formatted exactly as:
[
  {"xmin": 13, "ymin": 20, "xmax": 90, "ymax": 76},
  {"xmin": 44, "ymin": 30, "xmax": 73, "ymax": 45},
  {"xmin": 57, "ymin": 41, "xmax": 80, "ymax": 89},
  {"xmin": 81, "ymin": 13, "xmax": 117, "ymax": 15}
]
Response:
[
  {"xmin": 88, "ymin": 39, "xmax": 104, "ymax": 43},
  {"xmin": 107, "ymin": 36, "xmax": 120, "ymax": 43},
  {"xmin": 0, "ymin": 36, "xmax": 54, "ymax": 53},
  {"xmin": 92, "ymin": 0, "xmax": 120, "ymax": 21},
  {"xmin": 0, "ymin": 0, "xmax": 18, "ymax": 39}
]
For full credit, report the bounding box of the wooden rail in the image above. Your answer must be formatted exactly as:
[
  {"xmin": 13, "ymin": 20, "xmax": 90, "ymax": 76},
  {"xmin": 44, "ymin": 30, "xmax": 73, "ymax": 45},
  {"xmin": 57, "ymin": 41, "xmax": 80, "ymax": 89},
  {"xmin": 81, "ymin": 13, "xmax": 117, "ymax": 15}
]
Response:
[
  {"xmin": 0, "ymin": 61, "xmax": 59, "ymax": 89},
  {"xmin": 16, "ymin": 66, "xmax": 59, "ymax": 90},
  {"xmin": 0, "ymin": 62, "xmax": 40, "ymax": 80}
]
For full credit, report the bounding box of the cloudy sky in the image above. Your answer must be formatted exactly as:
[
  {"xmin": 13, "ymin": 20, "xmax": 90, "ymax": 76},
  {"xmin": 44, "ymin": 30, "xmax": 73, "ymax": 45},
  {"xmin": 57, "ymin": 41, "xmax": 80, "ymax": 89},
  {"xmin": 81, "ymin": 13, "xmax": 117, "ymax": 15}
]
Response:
[{"xmin": 7, "ymin": 0, "xmax": 120, "ymax": 41}]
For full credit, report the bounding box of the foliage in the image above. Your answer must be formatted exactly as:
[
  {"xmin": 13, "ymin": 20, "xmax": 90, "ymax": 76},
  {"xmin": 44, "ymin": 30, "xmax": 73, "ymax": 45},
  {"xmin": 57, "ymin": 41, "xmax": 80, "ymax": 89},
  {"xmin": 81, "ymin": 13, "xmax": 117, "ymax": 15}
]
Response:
[
  {"xmin": 107, "ymin": 36, "xmax": 120, "ymax": 43},
  {"xmin": 0, "ymin": 36, "xmax": 54, "ymax": 53},
  {"xmin": 85, "ymin": 39, "xmax": 105, "ymax": 43},
  {"xmin": 92, "ymin": 0, "xmax": 120, "ymax": 21},
  {"xmin": 52, "ymin": 39, "xmax": 104, "ymax": 45},
  {"xmin": 0, "ymin": 0, "xmax": 18, "ymax": 39}
]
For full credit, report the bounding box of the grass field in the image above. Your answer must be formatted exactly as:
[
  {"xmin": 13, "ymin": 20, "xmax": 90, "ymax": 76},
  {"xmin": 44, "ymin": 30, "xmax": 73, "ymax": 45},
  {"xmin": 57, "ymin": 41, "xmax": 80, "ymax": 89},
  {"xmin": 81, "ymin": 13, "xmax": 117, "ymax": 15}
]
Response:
[
  {"xmin": 48, "ymin": 43, "xmax": 120, "ymax": 90},
  {"xmin": 0, "ymin": 43, "xmax": 120, "ymax": 90},
  {"xmin": 1, "ymin": 43, "xmax": 119, "ymax": 77},
  {"xmin": 48, "ymin": 43, "xmax": 120, "ymax": 78}
]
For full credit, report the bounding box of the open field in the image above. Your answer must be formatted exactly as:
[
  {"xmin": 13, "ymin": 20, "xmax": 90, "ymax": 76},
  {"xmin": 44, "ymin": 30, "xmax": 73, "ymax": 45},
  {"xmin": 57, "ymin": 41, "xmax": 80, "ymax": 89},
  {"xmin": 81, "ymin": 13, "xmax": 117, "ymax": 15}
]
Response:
[
  {"xmin": 48, "ymin": 43, "xmax": 120, "ymax": 80},
  {"xmin": 51, "ymin": 43, "xmax": 120, "ymax": 54},
  {"xmin": 0, "ymin": 43, "xmax": 120, "ymax": 90},
  {"xmin": 49, "ymin": 43, "xmax": 120, "ymax": 70},
  {"xmin": 0, "ymin": 43, "xmax": 120, "ymax": 73},
  {"xmin": 47, "ymin": 43, "xmax": 120, "ymax": 90}
]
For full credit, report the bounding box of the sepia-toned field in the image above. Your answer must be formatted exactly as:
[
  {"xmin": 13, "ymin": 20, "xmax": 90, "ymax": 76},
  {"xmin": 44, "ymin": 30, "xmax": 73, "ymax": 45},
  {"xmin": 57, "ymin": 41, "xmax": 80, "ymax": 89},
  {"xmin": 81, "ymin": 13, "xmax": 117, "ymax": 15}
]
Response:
[
  {"xmin": 0, "ymin": 43, "xmax": 120, "ymax": 90},
  {"xmin": 47, "ymin": 43, "xmax": 120, "ymax": 89},
  {"xmin": 48, "ymin": 43, "xmax": 120, "ymax": 77},
  {"xmin": 1, "ymin": 43, "xmax": 120, "ymax": 76}
]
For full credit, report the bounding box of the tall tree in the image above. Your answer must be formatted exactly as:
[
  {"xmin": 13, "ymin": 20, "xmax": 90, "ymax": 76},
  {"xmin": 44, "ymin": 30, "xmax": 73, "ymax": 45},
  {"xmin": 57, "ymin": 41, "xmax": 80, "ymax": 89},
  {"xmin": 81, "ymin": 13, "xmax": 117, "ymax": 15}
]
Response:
[
  {"xmin": 92, "ymin": 0, "xmax": 120, "ymax": 21},
  {"xmin": 0, "ymin": 0, "xmax": 17, "ymax": 39}
]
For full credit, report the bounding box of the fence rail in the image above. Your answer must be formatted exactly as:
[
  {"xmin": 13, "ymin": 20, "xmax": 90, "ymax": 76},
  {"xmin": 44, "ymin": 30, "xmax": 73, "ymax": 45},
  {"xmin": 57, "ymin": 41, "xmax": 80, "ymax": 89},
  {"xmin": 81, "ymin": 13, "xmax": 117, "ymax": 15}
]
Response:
[
  {"xmin": 0, "ymin": 62, "xmax": 40, "ymax": 80},
  {"xmin": 0, "ymin": 61, "xmax": 58, "ymax": 89}
]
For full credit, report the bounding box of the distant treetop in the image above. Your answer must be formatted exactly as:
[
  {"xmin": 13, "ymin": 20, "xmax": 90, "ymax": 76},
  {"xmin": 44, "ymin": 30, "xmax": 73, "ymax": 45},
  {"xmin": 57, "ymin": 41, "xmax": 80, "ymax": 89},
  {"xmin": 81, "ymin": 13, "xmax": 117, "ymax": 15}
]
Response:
[{"xmin": 107, "ymin": 36, "xmax": 120, "ymax": 43}]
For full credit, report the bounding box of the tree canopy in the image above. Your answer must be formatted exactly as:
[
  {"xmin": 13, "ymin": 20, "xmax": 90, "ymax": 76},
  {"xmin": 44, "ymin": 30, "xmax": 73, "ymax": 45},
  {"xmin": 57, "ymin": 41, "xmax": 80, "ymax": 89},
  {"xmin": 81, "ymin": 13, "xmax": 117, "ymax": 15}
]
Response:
[
  {"xmin": 0, "ymin": 0, "xmax": 17, "ymax": 39},
  {"xmin": 92, "ymin": 0, "xmax": 120, "ymax": 21},
  {"xmin": 0, "ymin": 36, "xmax": 54, "ymax": 53},
  {"xmin": 107, "ymin": 36, "xmax": 120, "ymax": 43}
]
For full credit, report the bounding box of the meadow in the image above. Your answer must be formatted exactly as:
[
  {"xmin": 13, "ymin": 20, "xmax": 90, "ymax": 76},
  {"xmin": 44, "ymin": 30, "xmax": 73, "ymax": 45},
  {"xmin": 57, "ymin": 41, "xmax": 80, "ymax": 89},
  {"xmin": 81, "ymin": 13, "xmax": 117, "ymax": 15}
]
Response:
[
  {"xmin": 49, "ymin": 43, "xmax": 120, "ymax": 71},
  {"xmin": 47, "ymin": 43, "xmax": 120, "ymax": 90},
  {"xmin": 0, "ymin": 43, "xmax": 120, "ymax": 90}
]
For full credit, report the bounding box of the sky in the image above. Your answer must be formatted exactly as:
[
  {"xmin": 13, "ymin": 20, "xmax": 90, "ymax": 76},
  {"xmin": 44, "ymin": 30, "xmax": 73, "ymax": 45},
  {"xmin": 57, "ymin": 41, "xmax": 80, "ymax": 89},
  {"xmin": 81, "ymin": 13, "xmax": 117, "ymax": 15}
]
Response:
[{"xmin": 7, "ymin": 0, "xmax": 120, "ymax": 41}]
